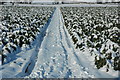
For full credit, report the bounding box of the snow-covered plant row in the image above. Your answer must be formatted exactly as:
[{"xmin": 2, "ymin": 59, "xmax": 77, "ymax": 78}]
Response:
[
  {"xmin": 0, "ymin": 6, "xmax": 54, "ymax": 64},
  {"xmin": 61, "ymin": 7, "xmax": 120, "ymax": 72}
]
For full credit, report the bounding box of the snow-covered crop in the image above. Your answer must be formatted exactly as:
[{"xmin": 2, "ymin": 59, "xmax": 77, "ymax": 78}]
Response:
[
  {"xmin": 0, "ymin": 6, "xmax": 54, "ymax": 64},
  {"xmin": 61, "ymin": 7, "xmax": 120, "ymax": 72}
]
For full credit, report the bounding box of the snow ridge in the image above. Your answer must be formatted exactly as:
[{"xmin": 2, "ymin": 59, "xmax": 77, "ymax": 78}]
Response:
[{"xmin": 1, "ymin": 7, "xmax": 55, "ymax": 78}]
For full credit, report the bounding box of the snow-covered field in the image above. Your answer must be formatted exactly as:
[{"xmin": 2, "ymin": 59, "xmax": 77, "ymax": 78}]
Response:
[
  {"xmin": 0, "ymin": 3, "xmax": 119, "ymax": 7},
  {"xmin": 0, "ymin": 4, "xmax": 120, "ymax": 79},
  {"xmin": 0, "ymin": 6, "xmax": 55, "ymax": 78},
  {"xmin": 61, "ymin": 6, "xmax": 120, "ymax": 78}
]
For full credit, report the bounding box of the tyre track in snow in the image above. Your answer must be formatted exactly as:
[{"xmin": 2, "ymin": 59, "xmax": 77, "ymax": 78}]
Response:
[
  {"xmin": 28, "ymin": 6, "xmax": 93, "ymax": 78},
  {"xmin": 27, "ymin": 7, "xmax": 113, "ymax": 78},
  {"xmin": 58, "ymin": 7, "xmax": 72, "ymax": 78},
  {"xmin": 28, "ymin": 7, "xmax": 72, "ymax": 78},
  {"xmin": 58, "ymin": 7, "xmax": 95, "ymax": 78},
  {"xmin": 59, "ymin": 7, "xmax": 116, "ymax": 78}
]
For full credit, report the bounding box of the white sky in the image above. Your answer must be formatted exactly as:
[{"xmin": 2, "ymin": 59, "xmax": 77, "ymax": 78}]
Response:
[
  {"xmin": 1, "ymin": 0, "xmax": 120, "ymax": 2},
  {"xmin": 33, "ymin": 0, "xmax": 120, "ymax": 2},
  {"xmin": 31, "ymin": 0, "xmax": 119, "ymax": 2},
  {"xmin": 35, "ymin": 0, "xmax": 96, "ymax": 2}
]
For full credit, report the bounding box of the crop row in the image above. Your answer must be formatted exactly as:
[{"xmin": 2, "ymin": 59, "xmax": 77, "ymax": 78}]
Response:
[
  {"xmin": 61, "ymin": 7, "xmax": 120, "ymax": 71},
  {"xmin": 0, "ymin": 6, "xmax": 54, "ymax": 64}
]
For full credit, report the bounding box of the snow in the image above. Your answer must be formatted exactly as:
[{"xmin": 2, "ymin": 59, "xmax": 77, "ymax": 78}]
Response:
[
  {"xmin": 28, "ymin": 7, "xmax": 118, "ymax": 78},
  {"xmin": 1, "ymin": 8, "xmax": 55, "ymax": 78},
  {"xmin": 1, "ymin": 5, "xmax": 119, "ymax": 78},
  {"xmin": 0, "ymin": 3, "xmax": 118, "ymax": 7}
]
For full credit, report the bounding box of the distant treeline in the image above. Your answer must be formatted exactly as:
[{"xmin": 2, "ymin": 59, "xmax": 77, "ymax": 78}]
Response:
[
  {"xmin": 0, "ymin": 1, "xmax": 119, "ymax": 5},
  {"xmin": 97, "ymin": 1, "xmax": 120, "ymax": 4},
  {"xmin": 0, "ymin": 2, "xmax": 32, "ymax": 5}
]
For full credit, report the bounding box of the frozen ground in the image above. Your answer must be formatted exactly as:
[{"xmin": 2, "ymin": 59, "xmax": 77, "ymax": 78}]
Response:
[
  {"xmin": 0, "ymin": 3, "xmax": 119, "ymax": 7},
  {"xmin": 1, "ymin": 5, "xmax": 119, "ymax": 78},
  {"xmin": 0, "ymin": 9, "xmax": 55, "ymax": 78},
  {"xmin": 28, "ymin": 7, "xmax": 119, "ymax": 78}
]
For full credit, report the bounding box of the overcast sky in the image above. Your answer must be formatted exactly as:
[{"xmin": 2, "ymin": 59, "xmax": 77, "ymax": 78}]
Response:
[
  {"xmin": 1, "ymin": 0, "xmax": 120, "ymax": 2},
  {"xmin": 34, "ymin": 0, "xmax": 96, "ymax": 2},
  {"xmin": 32, "ymin": 0, "xmax": 119, "ymax": 2},
  {"xmin": 34, "ymin": 0, "xmax": 120, "ymax": 2}
]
